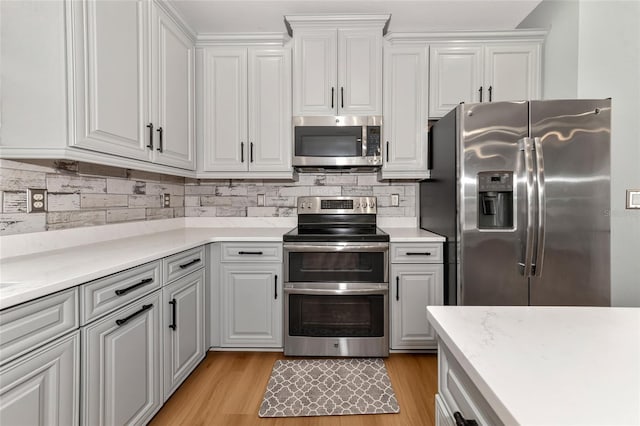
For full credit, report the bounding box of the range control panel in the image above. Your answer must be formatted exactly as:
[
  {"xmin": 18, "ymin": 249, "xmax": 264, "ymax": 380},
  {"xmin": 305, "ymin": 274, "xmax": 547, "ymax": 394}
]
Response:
[{"xmin": 298, "ymin": 196, "xmax": 377, "ymax": 214}]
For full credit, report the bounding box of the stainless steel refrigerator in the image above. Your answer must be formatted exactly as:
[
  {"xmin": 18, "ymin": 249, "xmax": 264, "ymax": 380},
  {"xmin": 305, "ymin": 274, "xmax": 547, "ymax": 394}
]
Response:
[{"xmin": 420, "ymin": 99, "xmax": 611, "ymax": 306}]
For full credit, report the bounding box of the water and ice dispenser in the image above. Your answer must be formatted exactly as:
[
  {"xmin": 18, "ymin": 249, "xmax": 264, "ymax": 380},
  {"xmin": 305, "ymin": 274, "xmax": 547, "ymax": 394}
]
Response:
[{"xmin": 477, "ymin": 172, "xmax": 514, "ymax": 229}]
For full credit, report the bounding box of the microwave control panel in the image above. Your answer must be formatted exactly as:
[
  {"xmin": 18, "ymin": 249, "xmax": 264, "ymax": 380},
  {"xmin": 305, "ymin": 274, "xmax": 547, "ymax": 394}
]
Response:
[{"xmin": 366, "ymin": 126, "xmax": 381, "ymax": 156}]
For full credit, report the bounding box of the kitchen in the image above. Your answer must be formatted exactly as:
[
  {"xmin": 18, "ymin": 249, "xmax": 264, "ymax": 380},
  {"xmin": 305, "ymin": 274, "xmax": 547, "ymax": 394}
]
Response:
[{"xmin": 1, "ymin": 0, "xmax": 639, "ymax": 425}]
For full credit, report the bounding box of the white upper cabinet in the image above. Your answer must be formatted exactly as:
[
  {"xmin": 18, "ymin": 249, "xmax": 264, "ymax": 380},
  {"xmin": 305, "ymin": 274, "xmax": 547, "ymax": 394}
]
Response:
[
  {"xmin": 484, "ymin": 43, "xmax": 540, "ymax": 103},
  {"xmin": 382, "ymin": 45, "xmax": 429, "ymax": 179},
  {"xmin": 429, "ymin": 45, "xmax": 483, "ymax": 117},
  {"xmin": 69, "ymin": 0, "xmax": 150, "ymax": 161},
  {"xmin": 151, "ymin": 4, "xmax": 195, "ymax": 170},
  {"xmin": 0, "ymin": 0, "xmax": 196, "ymax": 175},
  {"xmin": 292, "ymin": 29, "xmax": 337, "ymax": 116},
  {"xmin": 288, "ymin": 15, "xmax": 388, "ymax": 116},
  {"xmin": 248, "ymin": 49, "xmax": 293, "ymax": 173},
  {"xmin": 198, "ymin": 46, "xmax": 291, "ymax": 178},
  {"xmin": 338, "ymin": 29, "xmax": 383, "ymax": 115},
  {"xmin": 429, "ymin": 37, "xmax": 542, "ymax": 117},
  {"xmin": 71, "ymin": 0, "xmax": 196, "ymax": 169}
]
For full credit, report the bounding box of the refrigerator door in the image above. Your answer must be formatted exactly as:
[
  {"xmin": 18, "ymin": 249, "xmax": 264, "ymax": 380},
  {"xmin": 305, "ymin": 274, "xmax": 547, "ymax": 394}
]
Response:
[
  {"xmin": 529, "ymin": 99, "xmax": 611, "ymax": 306},
  {"xmin": 459, "ymin": 102, "xmax": 530, "ymax": 305}
]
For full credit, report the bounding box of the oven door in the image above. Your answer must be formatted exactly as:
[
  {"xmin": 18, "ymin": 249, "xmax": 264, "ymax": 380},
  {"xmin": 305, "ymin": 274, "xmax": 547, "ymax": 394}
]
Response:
[
  {"xmin": 283, "ymin": 242, "xmax": 389, "ymax": 356},
  {"xmin": 284, "ymin": 243, "xmax": 388, "ymax": 284},
  {"xmin": 284, "ymin": 284, "xmax": 389, "ymax": 357}
]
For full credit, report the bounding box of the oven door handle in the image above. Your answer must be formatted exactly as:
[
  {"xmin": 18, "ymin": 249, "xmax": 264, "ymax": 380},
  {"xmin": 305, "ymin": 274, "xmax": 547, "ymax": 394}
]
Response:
[
  {"xmin": 283, "ymin": 244, "xmax": 389, "ymax": 252},
  {"xmin": 284, "ymin": 287, "xmax": 388, "ymax": 296}
]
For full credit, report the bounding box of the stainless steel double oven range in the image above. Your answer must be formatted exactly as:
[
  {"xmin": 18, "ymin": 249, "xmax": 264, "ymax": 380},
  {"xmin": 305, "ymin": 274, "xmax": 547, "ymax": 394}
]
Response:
[{"xmin": 283, "ymin": 196, "xmax": 390, "ymax": 357}]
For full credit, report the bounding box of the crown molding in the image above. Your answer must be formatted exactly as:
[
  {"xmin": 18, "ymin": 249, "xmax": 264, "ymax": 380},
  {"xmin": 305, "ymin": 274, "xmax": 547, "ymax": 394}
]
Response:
[
  {"xmin": 385, "ymin": 29, "xmax": 547, "ymax": 44},
  {"xmin": 196, "ymin": 33, "xmax": 290, "ymax": 46}
]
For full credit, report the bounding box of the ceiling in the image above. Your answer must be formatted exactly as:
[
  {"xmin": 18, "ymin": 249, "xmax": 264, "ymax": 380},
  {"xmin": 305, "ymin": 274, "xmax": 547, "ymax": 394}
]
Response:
[{"xmin": 169, "ymin": 0, "xmax": 543, "ymax": 35}]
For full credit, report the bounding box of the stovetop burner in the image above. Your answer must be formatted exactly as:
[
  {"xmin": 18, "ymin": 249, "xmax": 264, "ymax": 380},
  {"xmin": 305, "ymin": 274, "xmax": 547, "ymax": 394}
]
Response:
[
  {"xmin": 283, "ymin": 196, "xmax": 389, "ymax": 243},
  {"xmin": 283, "ymin": 226, "xmax": 389, "ymax": 242}
]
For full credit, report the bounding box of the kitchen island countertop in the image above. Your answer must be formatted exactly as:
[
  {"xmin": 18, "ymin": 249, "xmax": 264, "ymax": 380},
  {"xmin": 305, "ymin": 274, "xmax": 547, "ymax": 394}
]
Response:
[{"xmin": 427, "ymin": 305, "xmax": 640, "ymax": 425}]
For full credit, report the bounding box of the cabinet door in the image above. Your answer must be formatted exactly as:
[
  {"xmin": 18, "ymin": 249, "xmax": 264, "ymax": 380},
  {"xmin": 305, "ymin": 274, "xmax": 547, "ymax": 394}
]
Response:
[
  {"xmin": 337, "ymin": 28, "xmax": 382, "ymax": 115},
  {"xmin": 429, "ymin": 45, "xmax": 483, "ymax": 118},
  {"xmin": 292, "ymin": 29, "xmax": 337, "ymax": 116},
  {"xmin": 0, "ymin": 332, "xmax": 79, "ymax": 426},
  {"xmin": 82, "ymin": 292, "xmax": 162, "ymax": 426},
  {"xmin": 220, "ymin": 263, "xmax": 282, "ymax": 347},
  {"xmin": 382, "ymin": 45, "xmax": 429, "ymax": 178},
  {"xmin": 151, "ymin": 4, "xmax": 195, "ymax": 170},
  {"xmin": 69, "ymin": 0, "xmax": 150, "ymax": 161},
  {"xmin": 484, "ymin": 44, "xmax": 541, "ymax": 102},
  {"xmin": 162, "ymin": 269, "xmax": 206, "ymax": 401},
  {"xmin": 201, "ymin": 48, "xmax": 248, "ymax": 171},
  {"xmin": 248, "ymin": 48, "xmax": 292, "ymax": 172},
  {"xmin": 390, "ymin": 263, "xmax": 443, "ymax": 349}
]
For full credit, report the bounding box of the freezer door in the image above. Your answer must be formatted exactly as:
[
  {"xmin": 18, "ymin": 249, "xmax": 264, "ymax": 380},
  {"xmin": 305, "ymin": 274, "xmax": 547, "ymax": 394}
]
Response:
[
  {"xmin": 459, "ymin": 102, "xmax": 530, "ymax": 305},
  {"xmin": 529, "ymin": 99, "xmax": 611, "ymax": 306}
]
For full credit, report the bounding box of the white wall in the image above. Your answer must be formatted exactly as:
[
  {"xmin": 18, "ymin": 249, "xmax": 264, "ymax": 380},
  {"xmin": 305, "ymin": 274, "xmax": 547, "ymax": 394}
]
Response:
[
  {"xmin": 519, "ymin": 0, "xmax": 640, "ymax": 306},
  {"xmin": 518, "ymin": 0, "xmax": 580, "ymax": 99}
]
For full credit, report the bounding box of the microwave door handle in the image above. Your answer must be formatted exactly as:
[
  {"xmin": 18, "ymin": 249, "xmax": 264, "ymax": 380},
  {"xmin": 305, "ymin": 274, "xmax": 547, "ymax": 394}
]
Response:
[{"xmin": 358, "ymin": 137, "xmax": 364, "ymax": 157}]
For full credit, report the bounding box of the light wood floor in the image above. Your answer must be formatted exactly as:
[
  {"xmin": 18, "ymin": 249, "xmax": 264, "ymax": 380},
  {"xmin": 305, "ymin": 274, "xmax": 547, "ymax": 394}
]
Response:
[{"xmin": 150, "ymin": 351, "xmax": 438, "ymax": 426}]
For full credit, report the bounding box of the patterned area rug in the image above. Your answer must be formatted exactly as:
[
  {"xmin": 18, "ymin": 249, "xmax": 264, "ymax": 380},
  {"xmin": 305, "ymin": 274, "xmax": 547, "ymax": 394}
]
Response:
[{"xmin": 258, "ymin": 358, "xmax": 400, "ymax": 417}]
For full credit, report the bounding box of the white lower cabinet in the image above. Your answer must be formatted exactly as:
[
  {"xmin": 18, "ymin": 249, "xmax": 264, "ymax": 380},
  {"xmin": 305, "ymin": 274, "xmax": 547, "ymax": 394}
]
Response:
[
  {"xmin": 0, "ymin": 331, "xmax": 79, "ymax": 426},
  {"xmin": 390, "ymin": 243, "xmax": 444, "ymax": 350},
  {"xmin": 435, "ymin": 393, "xmax": 455, "ymax": 426},
  {"xmin": 162, "ymin": 269, "xmax": 206, "ymax": 400},
  {"xmin": 437, "ymin": 341, "xmax": 502, "ymax": 425},
  {"xmin": 220, "ymin": 263, "xmax": 282, "ymax": 348},
  {"xmin": 82, "ymin": 291, "xmax": 162, "ymax": 426},
  {"xmin": 391, "ymin": 263, "xmax": 443, "ymax": 349}
]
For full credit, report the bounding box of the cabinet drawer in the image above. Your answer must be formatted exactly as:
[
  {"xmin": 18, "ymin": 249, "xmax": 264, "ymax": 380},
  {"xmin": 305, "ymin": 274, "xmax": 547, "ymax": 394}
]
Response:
[
  {"xmin": 0, "ymin": 288, "xmax": 78, "ymax": 366},
  {"xmin": 163, "ymin": 246, "xmax": 205, "ymax": 284},
  {"xmin": 220, "ymin": 243, "xmax": 282, "ymax": 263},
  {"xmin": 80, "ymin": 261, "xmax": 161, "ymax": 325},
  {"xmin": 438, "ymin": 341, "xmax": 502, "ymax": 425},
  {"xmin": 391, "ymin": 243, "xmax": 443, "ymax": 263}
]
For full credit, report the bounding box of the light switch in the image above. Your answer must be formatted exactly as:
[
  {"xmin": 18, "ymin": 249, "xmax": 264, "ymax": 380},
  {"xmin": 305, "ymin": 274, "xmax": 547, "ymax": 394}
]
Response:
[
  {"xmin": 627, "ymin": 189, "xmax": 640, "ymax": 209},
  {"xmin": 391, "ymin": 194, "xmax": 400, "ymax": 207}
]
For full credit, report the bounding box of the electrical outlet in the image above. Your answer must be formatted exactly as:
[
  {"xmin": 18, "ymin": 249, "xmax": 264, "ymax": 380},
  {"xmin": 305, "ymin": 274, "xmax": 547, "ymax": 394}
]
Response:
[
  {"xmin": 257, "ymin": 194, "xmax": 265, "ymax": 207},
  {"xmin": 391, "ymin": 193, "xmax": 400, "ymax": 207},
  {"xmin": 162, "ymin": 193, "xmax": 171, "ymax": 208},
  {"xmin": 28, "ymin": 188, "xmax": 47, "ymax": 213}
]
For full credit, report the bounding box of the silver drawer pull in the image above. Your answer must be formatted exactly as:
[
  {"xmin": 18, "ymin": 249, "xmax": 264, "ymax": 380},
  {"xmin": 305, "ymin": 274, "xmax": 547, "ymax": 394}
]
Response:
[
  {"xmin": 406, "ymin": 252, "xmax": 431, "ymax": 256},
  {"xmin": 115, "ymin": 304, "xmax": 153, "ymax": 327},
  {"xmin": 179, "ymin": 258, "xmax": 201, "ymax": 269},
  {"xmin": 114, "ymin": 278, "xmax": 153, "ymax": 296}
]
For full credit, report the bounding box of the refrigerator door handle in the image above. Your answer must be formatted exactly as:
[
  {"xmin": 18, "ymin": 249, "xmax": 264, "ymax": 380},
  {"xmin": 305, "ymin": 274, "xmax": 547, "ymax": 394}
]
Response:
[
  {"xmin": 532, "ymin": 136, "xmax": 546, "ymax": 276},
  {"xmin": 518, "ymin": 137, "xmax": 536, "ymax": 277}
]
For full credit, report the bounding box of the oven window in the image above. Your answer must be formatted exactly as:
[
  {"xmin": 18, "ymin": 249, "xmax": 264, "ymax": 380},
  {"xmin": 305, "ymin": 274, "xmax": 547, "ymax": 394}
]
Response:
[
  {"xmin": 295, "ymin": 126, "xmax": 362, "ymax": 157},
  {"xmin": 288, "ymin": 294, "xmax": 384, "ymax": 337},
  {"xmin": 288, "ymin": 251, "xmax": 385, "ymax": 283}
]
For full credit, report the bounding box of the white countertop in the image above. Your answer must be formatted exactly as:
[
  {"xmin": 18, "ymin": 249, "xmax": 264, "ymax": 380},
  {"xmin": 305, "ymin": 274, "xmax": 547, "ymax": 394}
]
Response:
[
  {"xmin": 0, "ymin": 227, "xmax": 289, "ymax": 310},
  {"xmin": 0, "ymin": 220, "xmax": 444, "ymax": 310},
  {"xmin": 385, "ymin": 227, "xmax": 445, "ymax": 242},
  {"xmin": 427, "ymin": 306, "xmax": 640, "ymax": 425}
]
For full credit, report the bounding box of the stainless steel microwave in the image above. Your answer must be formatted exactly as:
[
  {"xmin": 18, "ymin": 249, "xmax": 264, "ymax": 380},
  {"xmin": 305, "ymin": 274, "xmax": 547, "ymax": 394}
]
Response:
[{"xmin": 292, "ymin": 116, "xmax": 383, "ymax": 169}]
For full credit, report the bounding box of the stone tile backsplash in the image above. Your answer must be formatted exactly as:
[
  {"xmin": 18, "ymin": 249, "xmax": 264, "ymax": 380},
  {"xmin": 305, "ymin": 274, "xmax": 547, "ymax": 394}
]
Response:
[
  {"xmin": 184, "ymin": 174, "xmax": 416, "ymax": 218},
  {"xmin": 0, "ymin": 159, "xmax": 418, "ymax": 236},
  {"xmin": 0, "ymin": 159, "xmax": 185, "ymax": 236}
]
